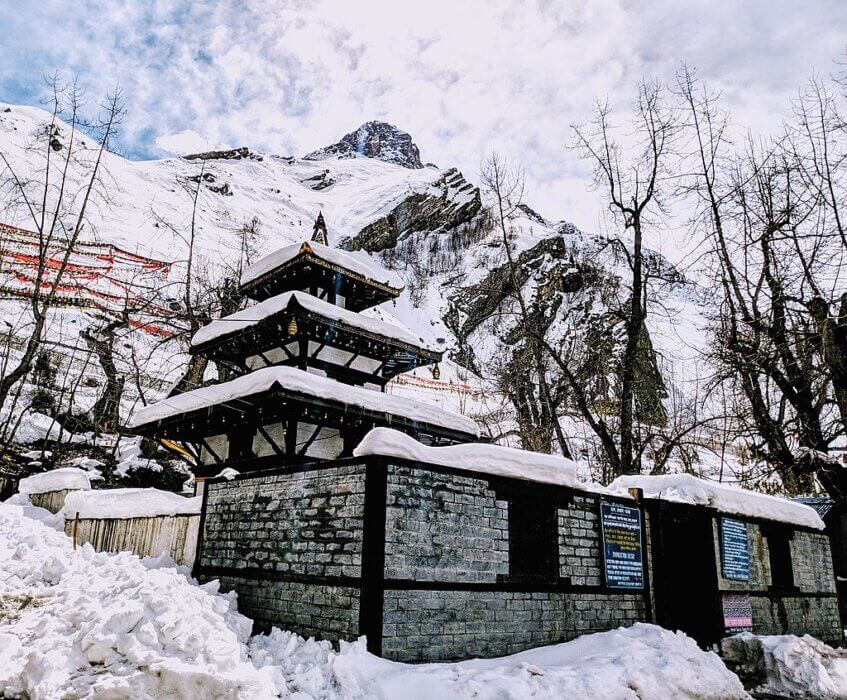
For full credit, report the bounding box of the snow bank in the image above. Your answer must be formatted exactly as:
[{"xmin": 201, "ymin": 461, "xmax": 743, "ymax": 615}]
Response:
[
  {"xmin": 0, "ymin": 503, "xmax": 283, "ymax": 698},
  {"xmin": 322, "ymin": 623, "xmax": 747, "ymax": 699},
  {"xmin": 5, "ymin": 411, "xmax": 94, "ymax": 446},
  {"xmin": 192, "ymin": 290, "xmax": 434, "ymax": 350},
  {"xmin": 722, "ymin": 632, "xmax": 847, "ymax": 698},
  {"xmin": 17, "ymin": 467, "xmax": 91, "ymax": 496},
  {"xmin": 354, "ymin": 428, "xmax": 579, "ymax": 487},
  {"xmin": 610, "ymin": 473, "xmax": 823, "ymax": 530},
  {"xmin": 241, "ymin": 240, "xmax": 403, "ymax": 291},
  {"xmin": 62, "ymin": 488, "xmax": 201, "ymax": 520},
  {"xmin": 128, "ymin": 365, "xmax": 480, "ymax": 437}
]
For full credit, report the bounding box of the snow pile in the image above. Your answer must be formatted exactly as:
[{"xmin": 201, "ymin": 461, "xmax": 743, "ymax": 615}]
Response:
[
  {"xmin": 114, "ymin": 436, "xmax": 164, "ymax": 477},
  {"xmin": 610, "ymin": 473, "xmax": 824, "ymax": 530},
  {"xmin": 0, "ymin": 503, "xmax": 283, "ymax": 698},
  {"xmin": 354, "ymin": 428, "xmax": 579, "ymax": 487},
  {"xmin": 129, "ymin": 365, "xmax": 480, "ymax": 437},
  {"xmin": 2, "ymin": 494, "xmax": 65, "ymax": 530},
  {"xmin": 722, "ymin": 633, "xmax": 847, "ymax": 698},
  {"xmin": 18, "ymin": 467, "xmax": 91, "ymax": 496},
  {"xmin": 67, "ymin": 456, "xmax": 105, "ymax": 471},
  {"xmin": 62, "ymin": 488, "xmax": 201, "ymax": 520},
  {"xmin": 240, "ymin": 240, "xmax": 403, "ymax": 291},
  {"xmin": 192, "ymin": 290, "xmax": 433, "ymax": 350},
  {"xmin": 322, "ymin": 623, "xmax": 747, "ymax": 699}
]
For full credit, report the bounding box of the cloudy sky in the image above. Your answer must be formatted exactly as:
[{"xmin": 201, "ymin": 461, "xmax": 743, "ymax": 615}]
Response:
[{"xmin": 0, "ymin": 0, "xmax": 845, "ymax": 235}]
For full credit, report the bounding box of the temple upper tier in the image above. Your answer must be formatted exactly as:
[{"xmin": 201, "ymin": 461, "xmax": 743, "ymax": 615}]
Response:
[{"xmin": 239, "ymin": 240, "xmax": 404, "ymax": 310}]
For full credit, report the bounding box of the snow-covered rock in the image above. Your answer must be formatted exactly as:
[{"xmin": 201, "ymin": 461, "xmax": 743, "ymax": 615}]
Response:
[
  {"xmin": 17, "ymin": 467, "xmax": 91, "ymax": 496},
  {"xmin": 305, "ymin": 121, "xmax": 424, "ymax": 169},
  {"xmin": 722, "ymin": 632, "xmax": 847, "ymax": 698}
]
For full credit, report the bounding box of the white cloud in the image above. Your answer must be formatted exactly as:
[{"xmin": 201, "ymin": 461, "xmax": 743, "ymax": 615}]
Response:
[
  {"xmin": 0, "ymin": 0, "xmax": 845, "ymax": 245},
  {"xmin": 154, "ymin": 129, "xmax": 230, "ymax": 156}
]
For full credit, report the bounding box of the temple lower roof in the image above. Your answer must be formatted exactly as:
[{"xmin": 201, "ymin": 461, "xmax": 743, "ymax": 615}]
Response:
[{"xmin": 128, "ymin": 365, "xmax": 479, "ymax": 440}]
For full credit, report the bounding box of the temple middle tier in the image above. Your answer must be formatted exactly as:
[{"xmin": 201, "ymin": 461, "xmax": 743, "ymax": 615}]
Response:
[{"xmin": 191, "ymin": 290, "xmax": 441, "ymax": 389}]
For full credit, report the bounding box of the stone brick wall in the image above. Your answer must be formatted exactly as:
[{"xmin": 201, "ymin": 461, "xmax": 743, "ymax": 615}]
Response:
[
  {"xmin": 384, "ymin": 465, "xmax": 509, "ymax": 583},
  {"xmin": 711, "ymin": 517, "xmax": 839, "ymax": 642},
  {"xmin": 379, "ymin": 463, "xmax": 649, "ymax": 661},
  {"xmin": 713, "ymin": 520, "xmax": 770, "ymax": 592},
  {"xmin": 201, "ymin": 464, "xmax": 365, "ymax": 577},
  {"xmin": 217, "ymin": 576, "xmax": 360, "ymax": 639},
  {"xmin": 558, "ymin": 495, "xmax": 602, "ymax": 586},
  {"xmin": 382, "ymin": 590, "xmax": 645, "ymax": 661},
  {"xmin": 751, "ymin": 596, "xmax": 841, "ymax": 645},
  {"xmin": 198, "ymin": 464, "xmax": 367, "ymax": 641},
  {"xmin": 792, "ymin": 531, "xmax": 837, "ymax": 594},
  {"xmin": 714, "ymin": 520, "xmax": 835, "ymax": 595}
]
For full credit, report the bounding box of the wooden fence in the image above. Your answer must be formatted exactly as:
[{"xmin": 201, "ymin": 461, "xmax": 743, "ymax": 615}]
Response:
[
  {"xmin": 30, "ymin": 489, "xmax": 73, "ymax": 514},
  {"xmin": 64, "ymin": 513, "xmax": 200, "ymax": 567}
]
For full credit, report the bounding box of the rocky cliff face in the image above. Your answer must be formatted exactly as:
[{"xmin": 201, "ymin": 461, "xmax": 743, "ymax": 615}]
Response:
[
  {"xmin": 343, "ymin": 168, "xmax": 482, "ymax": 253},
  {"xmin": 305, "ymin": 121, "xmax": 424, "ymax": 169}
]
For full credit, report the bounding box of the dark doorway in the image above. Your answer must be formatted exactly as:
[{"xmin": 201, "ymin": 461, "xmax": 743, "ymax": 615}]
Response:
[{"xmin": 650, "ymin": 504, "xmax": 722, "ymax": 647}]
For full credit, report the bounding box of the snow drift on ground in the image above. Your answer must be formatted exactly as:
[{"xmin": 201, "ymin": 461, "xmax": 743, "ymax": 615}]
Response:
[
  {"xmin": 325, "ymin": 624, "xmax": 748, "ymax": 699},
  {"xmin": 723, "ymin": 632, "xmax": 847, "ymax": 699},
  {"xmin": 0, "ymin": 501, "xmax": 750, "ymax": 699}
]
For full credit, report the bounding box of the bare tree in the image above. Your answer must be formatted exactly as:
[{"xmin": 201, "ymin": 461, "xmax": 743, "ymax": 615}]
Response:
[
  {"xmin": 480, "ymin": 153, "xmax": 571, "ymax": 457},
  {"xmin": 570, "ymin": 80, "xmax": 678, "ymax": 476},
  {"xmin": 678, "ymin": 66, "xmax": 846, "ymax": 495},
  {"xmin": 0, "ymin": 78, "xmax": 124, "ymax": 415}
]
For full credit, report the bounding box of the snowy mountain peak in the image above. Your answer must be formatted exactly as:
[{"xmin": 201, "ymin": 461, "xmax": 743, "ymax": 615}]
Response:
[{"xmin": 305, "ymin": 121, "xmax": 424, "ymax": 169}]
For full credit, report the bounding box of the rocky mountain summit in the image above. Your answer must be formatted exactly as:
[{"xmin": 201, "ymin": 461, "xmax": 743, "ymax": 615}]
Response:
[{"xmin": 305, "ymin": 121, "xmax": 424, "ymax": 169}]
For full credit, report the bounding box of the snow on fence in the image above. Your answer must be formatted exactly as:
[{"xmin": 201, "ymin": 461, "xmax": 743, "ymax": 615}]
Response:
[
  {"xmin": 18, "ymin": 467, "xmax": 92, "ymax": 514},
  {"xmin": 62, "ymin": 488, "xmax": 202, "ymax": 567}
]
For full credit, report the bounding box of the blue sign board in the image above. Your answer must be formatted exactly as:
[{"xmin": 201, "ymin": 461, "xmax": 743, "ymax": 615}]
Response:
[
  {"xmin": 600, "ymin": 502, "xmax": 644, "ymax": 589},
  {"xmin": 720, "ymin": 518, "xmax": 750, "ymax": 581}
]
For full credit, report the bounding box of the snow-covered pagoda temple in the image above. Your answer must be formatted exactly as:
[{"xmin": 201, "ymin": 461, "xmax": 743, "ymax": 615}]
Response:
[
  {"xmin": 129, "ymin": 217, "xmax": 479, "ymax": 480},
  {"xmin": 128, "ymin": 216, "xmax": 840, "ymax": 664}
]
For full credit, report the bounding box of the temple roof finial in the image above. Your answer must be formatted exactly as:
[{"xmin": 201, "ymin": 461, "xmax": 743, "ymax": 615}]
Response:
[{"xmin": 311, "ymin": 211, "xmax": 328, "ymax": 246}]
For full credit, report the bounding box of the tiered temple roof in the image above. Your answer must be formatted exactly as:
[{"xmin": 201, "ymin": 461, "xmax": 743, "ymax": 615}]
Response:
[{"xmin": 131, "ymin": 217, "xmax": 480, "ymax": 477}]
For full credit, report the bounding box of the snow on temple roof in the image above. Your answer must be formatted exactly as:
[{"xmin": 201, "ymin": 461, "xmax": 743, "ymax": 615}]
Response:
[
  {"xmin": 240, "ymin": 240, "xmax": 403, "ymax": 291},
  {"xmin": 62, "ymin": 488, "xmax": 201, "ymax": 520},
  {"xmin": 191, "ymin": 290, "xmax": 436, "ymax": 351},
  {"xmin": 354, "ymin": 428, "xmax": 579, "ymax": 487},
  {"xmin": 18, "ymin": 467, "xmax": 91, "ymax": 496},
  {"xmin": 128, "ymin": 366, "xmax": 479, "ymax": 437},
  {"xmin": 610, "ymin": 474, "xmax": 824, "ymax": 530}
]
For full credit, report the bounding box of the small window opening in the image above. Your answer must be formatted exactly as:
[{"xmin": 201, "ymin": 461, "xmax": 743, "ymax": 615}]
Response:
[
  {"xmin": 509, "ymin": 498, "xmax": 558, "ymax": 582},
  {"xmin": 765, "ymin": 527, "xmax": 796, "ymax": 591}
]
